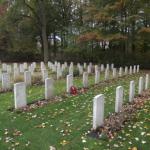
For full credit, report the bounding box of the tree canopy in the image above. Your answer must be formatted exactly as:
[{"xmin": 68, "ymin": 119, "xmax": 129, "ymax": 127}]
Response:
[{"xmin": 0, "ymin": 0, "xmax": 149, "ymax": 67}]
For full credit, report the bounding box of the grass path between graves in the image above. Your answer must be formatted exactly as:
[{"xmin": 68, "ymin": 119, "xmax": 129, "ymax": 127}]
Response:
[
  {"xmin": 0, "ymin": 72, "xmax": 108, "ymax": 104},
  {"xmin": 0, "ymin": 71, "xmax": 150, "ymax": 150}
]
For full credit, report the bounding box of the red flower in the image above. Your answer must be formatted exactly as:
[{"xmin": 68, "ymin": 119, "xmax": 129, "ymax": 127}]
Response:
[{"xmin": 70, "ymin": 86, "xmax": 78, "ymax": 95}]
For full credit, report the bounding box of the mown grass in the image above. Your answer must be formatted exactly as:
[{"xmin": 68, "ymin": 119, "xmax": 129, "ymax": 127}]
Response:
[
  {"xmin": 0, "ymin": 71, "xmax": 149, "ymax": 150},
  {"xmin": 1, "ymin": 72, "xmax": 105, "ymax": 104}
]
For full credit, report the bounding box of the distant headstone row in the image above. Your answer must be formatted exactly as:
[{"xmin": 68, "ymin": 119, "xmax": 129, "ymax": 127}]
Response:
[
  {"xmin": 0, "ymin": 62, "xmax": 140, "ymax": 92},
  {"xmin": 0, "ymin": 61, "xmax": 139, "ymax": 79}
]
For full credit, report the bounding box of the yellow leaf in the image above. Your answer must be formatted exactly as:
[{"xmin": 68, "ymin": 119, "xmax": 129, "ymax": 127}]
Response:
[
  {"xmin": 60, "ymin": 140, "xmax": 69, "ymax": 146},
  {"xmin": 132, "ymin": 147, "xmax": 137, "ymax": 150}
]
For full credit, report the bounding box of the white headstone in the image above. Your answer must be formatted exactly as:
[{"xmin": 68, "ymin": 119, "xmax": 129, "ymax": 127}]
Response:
[
  {"xmin": 93, "ymin": 94, "xmax": 104, "ymax": 130},
  {"xmin": 77, "ymin": 63, "xmax": 80, "ymax": 68},
  {"xmin": 79, "ymin": 66, "xmax": 83, "ymax": 75},
  {"xmin": 95, "ymin": 65, "xmax": 99, "ymax": 73},
  {"xmin": 87, "ymin": 65, "xmax": 91, "ymax": 74},
  {"xmin": 115, "ymin": 86, "xmax": 123, "ymax": 113},
  {"xmin": 24, "ymin": 62, "xmax": 28, "ymax": 70},
  {"xmin": 14, "ymin": 67, "xmax": 20, "ymax": 80},
  {"xmin": 54, "ymin": 61, "xmax": 57, "ymax": 66},
  {"xmin": 129, "ymin": 66, "xmax": 132, "ymax": 75},
  {"xmin": 30, "ymin": 64, "xmax": 35, "ymax": 75},
  {"xmin": 119, "ymin": 67, "xmax": 123, "ymax": 77},
  {"xmin": 57, "ymin": 65, "xmax": 62, "ymax": 79},
  {"xmin": 145, "ymin": 74, "xmax": 149, "ymax": 90},
  {"xmin": 2, "ymin": 63, "xmax": 7, "ymax": 72},
  {"xmin": 70, "ymin": 62, "xmax": 73, "ymax": 67},
  {"xmin": 48, "ymin": 61, "xmax": 51, "ymax": 68},
  {"xmin": 13, "ymin": 63, "xmax": 18, "ymax": 70},
  {"xmin": 112, "ymin": 68, "xmax": 117, "ymax": 78},
  {"xmin": 100, "ymin": 64, "xmax": 104, "ymax": 72},
  {"xmin": 83, "ymin": 72, "xmax": 88, "ymax": 88},
  {"xmin": 89, "ymin": 62, "xmax": 92, "ymax": 67},
  {"xmin": 129, "ymin": 81, "xmax": 135, "ymax": 102},
  {"xmin": 19, "ymin": 64, "xmax": 24, "ymax": 73},
  {"xmin": 133, "ymin": 65, "xmax": 136, "ymax": 74},
  {"xmin": 84, "ymin": 63, "xmax": 87, "ymax": 69},
  {"xmin": 106, "ymin": 64, "xmax": 109, "ymax": 70},
  {"xmin": 105, "ymin": 69, "xmax": 109, "ymax": 80},
  {"xmin": 41, "ymin": 62, "xmax": 46, "ymax": 71},
  {"xmin": 138, "ymin": 77, "xmax": 144, "ymax": 95},
  {"xmin": 45, "ymin": 78, "xmax": 54, "ymax": 100},
  {"xmin": 125, "ymin": 66, "xmax": 128, "ymax": 75},
  {"xmin": 111, "ymin": 63, "xmax": 114, "ymax": 70},
  {"xmin": 64, "ymin": 62, "xmax": 67, "ymax": 67},
  {"xmin": 2, "ymin": 73, "xmax": 11, "ymax": 90},
  {"xmin": 24, "ymin": 71, "xmax": 31, "ymax": 86},
  {"xmin": 95, "ymin": 70, "xmax": 100, "ymax": 84},
  {"xmin": 14, "ymin": 82, "xmax": 27, "ymax": 109},
  {"xmin": 137, "ymin": 65, "xmax": 140, "ymax": 73},
  {"xmin": 66, "ymin": 74, "xmax": 73, "ymax": 93}
]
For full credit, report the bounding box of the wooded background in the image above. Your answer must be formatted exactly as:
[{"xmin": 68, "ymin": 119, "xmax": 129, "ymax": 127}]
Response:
[{"xmin": 0, "ymin": 0, "xmax": 149, "ymax": 68}]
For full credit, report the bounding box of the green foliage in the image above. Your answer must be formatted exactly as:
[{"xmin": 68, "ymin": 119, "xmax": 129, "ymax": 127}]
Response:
[
  {"xmin": 62, "ymin": 68, "xmax": 69, "ymax": 78},
  {"xmin": 0, "ymin": 0, "xmax": 149, "ymax": 67}
]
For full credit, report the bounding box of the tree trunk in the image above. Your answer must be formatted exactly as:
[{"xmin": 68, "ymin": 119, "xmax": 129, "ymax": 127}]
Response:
[
  {"xmin": 38, "ymin": 0, "xmax": 49, "ymax": 63},
  {"xmin": 53, "ymin": 32, "xmax": 57, "ymax": 57}
]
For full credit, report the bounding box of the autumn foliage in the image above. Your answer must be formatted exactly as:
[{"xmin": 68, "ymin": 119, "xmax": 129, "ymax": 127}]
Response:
[{"xmin": 77, "ymin": 32, "xmax": 103, "ymax": 43}]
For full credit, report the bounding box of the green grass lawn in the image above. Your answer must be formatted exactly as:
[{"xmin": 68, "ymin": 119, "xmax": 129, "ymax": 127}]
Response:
[
  {"xmin": 0, "ymin": 72, "xmax": 105, "ymax": 104},
  {"xmin": 0, "ymin": 71, "xmax": 150, "ymax": 150}
]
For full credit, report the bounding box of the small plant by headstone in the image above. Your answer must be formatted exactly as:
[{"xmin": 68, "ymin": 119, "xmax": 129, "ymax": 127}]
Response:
[{"xmin": 70, "ymin": 86, "xmax": 78, "ymax": 95}]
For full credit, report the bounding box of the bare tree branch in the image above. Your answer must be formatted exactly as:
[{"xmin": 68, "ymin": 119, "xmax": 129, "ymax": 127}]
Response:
[{"xmin": 23, "ymin": 0, "xmax": 42, "ymax": 26}]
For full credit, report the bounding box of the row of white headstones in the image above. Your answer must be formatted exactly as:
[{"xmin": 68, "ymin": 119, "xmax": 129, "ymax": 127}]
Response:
[
  {"xmin": 1, "ymin": 62, "xmax": 99, "ymax": 74},
  {"xmin": 0, "ymin": 61, "xmax": 139, "ymax": 80},
  {"xmin": 93, "ymin": 74, "xmax": 150, "ymax": 130},
  {"xmin": 0, "ymin": 62, "xmax": 139, "ymax": 91},
  {"xmin": 13, "ymin": 64, "xmax": 140, "ymax": 109},
  {"xmin": 0, "ymin": 61, "xmax": 101, "ymax": 87}
]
